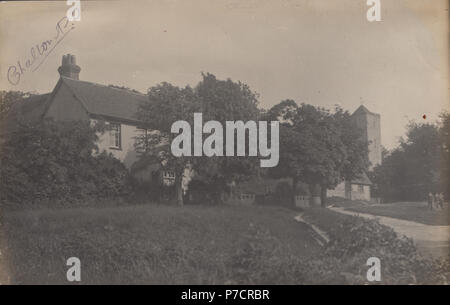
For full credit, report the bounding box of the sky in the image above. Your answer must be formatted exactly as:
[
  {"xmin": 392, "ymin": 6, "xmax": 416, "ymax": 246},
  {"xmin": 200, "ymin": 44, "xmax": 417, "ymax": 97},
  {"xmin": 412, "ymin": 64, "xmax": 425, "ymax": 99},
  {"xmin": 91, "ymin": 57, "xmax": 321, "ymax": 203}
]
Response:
[{"xmin": 0, "ymin": 0, "xmax": 448, "ymax": 149}]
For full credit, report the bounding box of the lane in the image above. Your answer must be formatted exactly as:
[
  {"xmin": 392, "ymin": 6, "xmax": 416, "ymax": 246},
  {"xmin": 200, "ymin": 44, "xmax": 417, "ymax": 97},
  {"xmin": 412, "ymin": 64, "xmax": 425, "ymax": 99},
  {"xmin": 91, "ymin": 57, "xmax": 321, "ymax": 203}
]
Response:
[{"xmin": 328, "ymin": 206, "xmax": 450, "ymax": 258}]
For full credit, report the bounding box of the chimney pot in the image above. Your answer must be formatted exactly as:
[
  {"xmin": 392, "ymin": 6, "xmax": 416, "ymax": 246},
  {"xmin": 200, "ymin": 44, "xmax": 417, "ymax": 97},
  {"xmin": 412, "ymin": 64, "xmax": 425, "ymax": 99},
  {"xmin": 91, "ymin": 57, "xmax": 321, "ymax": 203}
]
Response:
[{"xmin": 58, "ymin": 54, "xmax": 81, "ymax": 80}]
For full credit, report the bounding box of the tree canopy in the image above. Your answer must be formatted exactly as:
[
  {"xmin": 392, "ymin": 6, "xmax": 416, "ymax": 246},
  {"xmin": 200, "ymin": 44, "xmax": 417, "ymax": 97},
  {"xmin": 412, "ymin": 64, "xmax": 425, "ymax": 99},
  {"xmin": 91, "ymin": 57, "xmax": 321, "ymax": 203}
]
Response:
[
  {"xmin": 0, "ymin": 90, "xmax": 35, "ymax": 120},
  {"xmin": 371, "ymin": 113, "xmax": 448, "ymax": 201},
  {"xmin": 136, "ymin": 73, "xmax": 261, "ymax": 205},
  {"xmin": 265, "ymin": 101, "xmax": 369, "ymax": 205}
]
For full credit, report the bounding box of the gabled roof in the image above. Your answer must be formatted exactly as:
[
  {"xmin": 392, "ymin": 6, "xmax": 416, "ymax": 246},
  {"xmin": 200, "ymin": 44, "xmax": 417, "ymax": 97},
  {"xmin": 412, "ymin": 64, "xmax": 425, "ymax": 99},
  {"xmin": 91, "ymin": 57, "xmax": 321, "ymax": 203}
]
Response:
[
  {"xmin": 56, "ymin": 77, "xmax": 147, "ymax": 123},
  {"xmin": 352, "ymin": 105, "xmax": 379, "ymax": 117},
  {"xmin": 2, "ymin": 77, "xmax": 149, "ymax": 135},
  {"xmin": 350, "ymin": 172, "xmax": 372, "ymax": 185}
]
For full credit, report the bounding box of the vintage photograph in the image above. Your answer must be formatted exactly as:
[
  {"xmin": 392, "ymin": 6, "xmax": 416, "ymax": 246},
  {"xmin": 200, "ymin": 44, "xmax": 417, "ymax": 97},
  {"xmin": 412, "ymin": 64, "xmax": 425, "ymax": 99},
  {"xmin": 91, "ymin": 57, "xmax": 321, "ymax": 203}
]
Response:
[{"xmin": 0, "ymin": 0, "xmax": 448, "ymax": 286}]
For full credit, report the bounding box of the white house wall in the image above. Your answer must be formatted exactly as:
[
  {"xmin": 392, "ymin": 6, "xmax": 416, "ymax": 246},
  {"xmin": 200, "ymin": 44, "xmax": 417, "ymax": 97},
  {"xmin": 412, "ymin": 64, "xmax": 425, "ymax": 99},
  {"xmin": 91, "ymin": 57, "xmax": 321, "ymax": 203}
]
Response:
[
  {"xmin": 350, "ymin": 184, "xmax": 371, "ymax": 201},
  {"xmin": 327, "ymin": 181, "xmax": 346, "ymax": 198},
  {"xmin": 93, "ymin": 119, "xmax": 140, "ymax": 168}
]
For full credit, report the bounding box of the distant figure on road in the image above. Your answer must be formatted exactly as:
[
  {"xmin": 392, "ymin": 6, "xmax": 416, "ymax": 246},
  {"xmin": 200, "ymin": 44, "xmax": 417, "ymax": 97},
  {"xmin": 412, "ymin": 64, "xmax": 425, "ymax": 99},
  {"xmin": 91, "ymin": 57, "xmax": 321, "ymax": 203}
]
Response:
[
  {"xmin": 428, "ymin": 192, "xmax": 434, "ymax": 210},
  {"xmin": 436, "ymin": 193, "xmax": 444, "ymax": 209}
]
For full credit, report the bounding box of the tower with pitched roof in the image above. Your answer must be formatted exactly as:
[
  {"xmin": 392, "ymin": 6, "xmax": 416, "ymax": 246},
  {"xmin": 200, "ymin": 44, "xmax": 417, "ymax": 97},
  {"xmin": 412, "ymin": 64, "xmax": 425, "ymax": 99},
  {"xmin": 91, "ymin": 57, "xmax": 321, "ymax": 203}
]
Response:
[{"xmin": 352, "ymin": 105, "xmax": 381, "ymax": 170}]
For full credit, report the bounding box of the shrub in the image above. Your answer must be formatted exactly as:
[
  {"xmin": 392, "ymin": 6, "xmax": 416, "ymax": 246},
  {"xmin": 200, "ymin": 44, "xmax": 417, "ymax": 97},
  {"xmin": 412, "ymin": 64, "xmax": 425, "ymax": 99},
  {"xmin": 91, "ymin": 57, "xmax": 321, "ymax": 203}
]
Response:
[
  {"xmin": 227, "ymin": 217, "xmax": 449, "ymax": 284},
  {"xmin": 304, "ymin": 216, "xmax": 449, "ymax": 284},
  {"xmin": 227, "ymin": 224, "xmax": 307, "ymax": 284},
  {"xmin": 0, "ymin": 119, "xmax": 130, "ymax": 207}
]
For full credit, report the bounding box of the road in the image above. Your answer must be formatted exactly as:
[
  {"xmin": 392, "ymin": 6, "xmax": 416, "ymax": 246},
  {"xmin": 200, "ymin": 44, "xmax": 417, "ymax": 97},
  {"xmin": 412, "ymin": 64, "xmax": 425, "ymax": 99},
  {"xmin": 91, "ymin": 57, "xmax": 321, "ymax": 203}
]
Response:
[{"xmin": 328, "ymin": 206, "xmax": 450, "ymax": 259}]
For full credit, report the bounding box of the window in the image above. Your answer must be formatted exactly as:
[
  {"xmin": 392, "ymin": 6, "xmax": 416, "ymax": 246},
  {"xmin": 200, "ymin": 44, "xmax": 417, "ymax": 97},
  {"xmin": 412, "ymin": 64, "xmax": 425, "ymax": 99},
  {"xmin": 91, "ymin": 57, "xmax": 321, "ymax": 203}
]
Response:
[
  {"xmin": 109, "ymin": 123, "xmax": 121, "ymax": 149},
  {"xmin": 358, "ymin": 185, "xmax": 364, "ymax": 193},
  {"xmin": 135, "ymin": 128, "xmax": 148, "ymax": 152},
  {"xmin": 163, "ymin": 171, "xmax": 175, "ymax": 179},
  {"xmin": 136, "ymin": 128, "xmax": 147, "ymax": 139}
]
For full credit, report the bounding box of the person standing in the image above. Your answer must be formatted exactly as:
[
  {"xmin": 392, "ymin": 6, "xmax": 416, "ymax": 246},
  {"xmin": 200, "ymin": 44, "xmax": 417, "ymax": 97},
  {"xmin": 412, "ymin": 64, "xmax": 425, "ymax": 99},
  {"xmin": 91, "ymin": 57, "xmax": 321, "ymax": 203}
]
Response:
[
  {"xmin": 428, "ymin": 192, "xmax": 434, "ymax": 210},
  {"xmin": 437, "ymin": 193, "xmax": 444, "ymax": 209}
]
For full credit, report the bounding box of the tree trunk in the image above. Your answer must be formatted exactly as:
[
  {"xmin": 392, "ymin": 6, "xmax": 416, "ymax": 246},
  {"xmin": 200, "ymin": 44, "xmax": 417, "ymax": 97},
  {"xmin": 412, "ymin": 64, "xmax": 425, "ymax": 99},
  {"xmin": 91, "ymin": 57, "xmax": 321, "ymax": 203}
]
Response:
[
  {"xmin": 320, "ymin": 185, "xmax": 327, "ymax": 207},
  {"xmin": 308, "ymin": 184, "xmax": 315, "ymax": 206},
  {"xmin": 175, "ymin": 171, "xmax": 183, "ymax": 206},
  {"xmin": 292, "ymin": 177, "xmax": 298, "ymax": 207}
]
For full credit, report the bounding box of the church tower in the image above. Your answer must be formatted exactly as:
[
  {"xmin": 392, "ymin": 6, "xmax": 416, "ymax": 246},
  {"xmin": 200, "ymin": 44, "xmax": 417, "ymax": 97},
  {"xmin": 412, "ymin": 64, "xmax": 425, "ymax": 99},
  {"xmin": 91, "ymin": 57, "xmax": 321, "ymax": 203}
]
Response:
[{"xmin": 352, "ymin": 105, "xmax": 381, "ymax": 170}]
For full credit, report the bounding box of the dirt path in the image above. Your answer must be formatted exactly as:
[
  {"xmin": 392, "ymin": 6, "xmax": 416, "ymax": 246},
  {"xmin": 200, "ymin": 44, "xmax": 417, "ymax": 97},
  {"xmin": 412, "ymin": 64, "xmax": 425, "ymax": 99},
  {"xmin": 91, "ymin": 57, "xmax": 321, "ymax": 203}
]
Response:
[{"xmin": 328, "ymin": 206, "xmax": 450, "ymax": 258}]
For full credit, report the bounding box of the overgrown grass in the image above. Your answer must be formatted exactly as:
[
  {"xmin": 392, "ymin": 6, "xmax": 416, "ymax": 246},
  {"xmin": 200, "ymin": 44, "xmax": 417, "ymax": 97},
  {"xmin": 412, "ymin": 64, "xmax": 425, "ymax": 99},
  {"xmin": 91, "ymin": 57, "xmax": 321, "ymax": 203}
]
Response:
[
  {"xmin": 1, "ymin": 204, "xmax": 320, "ymax": 284},
  {"xmin": 302, "ymin": 207, "xmax": 450, "ymax": 284},
  {"xmin": 1, "ymin": 204, "xmax": 448, "ymax": 284}
]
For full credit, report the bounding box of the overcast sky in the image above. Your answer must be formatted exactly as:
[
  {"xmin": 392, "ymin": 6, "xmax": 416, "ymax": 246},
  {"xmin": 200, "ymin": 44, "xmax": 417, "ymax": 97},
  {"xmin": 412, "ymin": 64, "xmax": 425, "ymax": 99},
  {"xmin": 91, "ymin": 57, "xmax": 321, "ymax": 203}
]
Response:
[{"xmin": 0, "ymin": 0, "xmax": 448, "ymax": 149}]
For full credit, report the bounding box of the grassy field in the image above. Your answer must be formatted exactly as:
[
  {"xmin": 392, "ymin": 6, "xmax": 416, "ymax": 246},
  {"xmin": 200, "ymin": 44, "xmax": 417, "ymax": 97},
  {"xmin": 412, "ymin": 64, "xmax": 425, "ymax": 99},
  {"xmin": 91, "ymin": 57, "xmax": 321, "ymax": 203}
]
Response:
[
  {"xmin": 1, "ymin": 203, "xmax": 448, "ymax": 284},
  {"xmin": 345, "ymin": 201, "xmax": 450, "ymax": 226},
  {"xmin": 1, "ymin": 204, "xmax": 321, "ymax": 284}
]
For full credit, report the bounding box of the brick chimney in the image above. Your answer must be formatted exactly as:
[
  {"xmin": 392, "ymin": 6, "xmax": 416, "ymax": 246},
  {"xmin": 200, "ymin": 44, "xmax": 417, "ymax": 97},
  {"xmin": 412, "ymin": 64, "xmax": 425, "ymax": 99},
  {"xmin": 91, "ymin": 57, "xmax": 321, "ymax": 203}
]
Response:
[{"xmin": 58, "ymin": 54, "xmax": 81, "ymax": 80}]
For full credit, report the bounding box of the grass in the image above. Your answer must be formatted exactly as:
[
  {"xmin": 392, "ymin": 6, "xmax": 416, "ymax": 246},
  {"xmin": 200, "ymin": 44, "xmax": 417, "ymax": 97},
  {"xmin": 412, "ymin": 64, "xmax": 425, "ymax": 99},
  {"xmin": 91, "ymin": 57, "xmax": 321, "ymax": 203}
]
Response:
[
  {"xmin": 1, "ymin": 204, "xmax": 321, "ymax": 284},
  {"xmin": 2, "ymin": 202, "xmax": 447, "ymax": 284},
  {"xmin": 344, "ymin": 201, "xmax": 450, "ymax": 226}
]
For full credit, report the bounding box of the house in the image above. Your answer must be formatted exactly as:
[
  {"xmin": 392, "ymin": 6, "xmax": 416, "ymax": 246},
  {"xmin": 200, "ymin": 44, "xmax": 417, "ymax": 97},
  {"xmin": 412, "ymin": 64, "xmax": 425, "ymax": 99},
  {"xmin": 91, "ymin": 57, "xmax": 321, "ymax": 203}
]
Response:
[
  {"xmin": 326, "ymin": 172, "xmax": 373, "ymax": 201},
  {"xmin": 3, "ymin": 54, "xmax": 380, "ymax": 204},
  {"xmin": 227, "ymin": 178, "xmax": 317, "ymax": 206},
  {"xmin": 3, "ymin": 54, "xmax": 148, "ymax": 168}
]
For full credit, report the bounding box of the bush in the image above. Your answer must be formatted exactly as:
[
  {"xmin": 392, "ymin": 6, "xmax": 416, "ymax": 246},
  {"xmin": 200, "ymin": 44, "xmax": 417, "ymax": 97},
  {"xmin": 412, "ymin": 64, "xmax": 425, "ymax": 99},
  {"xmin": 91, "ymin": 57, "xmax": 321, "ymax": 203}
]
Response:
[
  {"xmin": 227, "ymin": 224, "xmax": 307, "ymax": 284},
  {"xmin": 227, "ymin": 216, "xmax": 449, "ymax": 284},
  {"xmin": 0, "ymin": 119, "xmax": 130, "ymax": 207},
  {"xmin": 315, "ymin": 216, "xmax": 449, "ymax": 284}
]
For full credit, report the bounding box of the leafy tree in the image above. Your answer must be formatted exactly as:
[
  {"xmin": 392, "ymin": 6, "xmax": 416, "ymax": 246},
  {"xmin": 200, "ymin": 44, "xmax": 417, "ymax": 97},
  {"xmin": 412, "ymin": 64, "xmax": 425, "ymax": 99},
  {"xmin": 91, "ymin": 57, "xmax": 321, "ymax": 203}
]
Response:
[
  {"xmin": 136, "ymin": 82, "xmax": 198, "ymax": 205},
  {"xmin": 136, "ymin": 74, "xmax": 261, "ymax": 205},
  {"xmin": 0, "ymin": 91, "xmax": 35, "ymax": 120},
  {"xmin": 439, "ymin": 112, "xmax": 450, "ymax": 198},
  {"xmin": 266, "ymin": 101, "xmax": 368, "ymax": 206},
  {"xmin": 0, "ymin": 119, "xmax": 129, "ymax": 205},
  {"xmin": 371, "ymin": 120, "xmax": 443, "ymax": 201},
  {"xmin": 194, "ymin": 73, "xmax": 261, "ymax": 203}
]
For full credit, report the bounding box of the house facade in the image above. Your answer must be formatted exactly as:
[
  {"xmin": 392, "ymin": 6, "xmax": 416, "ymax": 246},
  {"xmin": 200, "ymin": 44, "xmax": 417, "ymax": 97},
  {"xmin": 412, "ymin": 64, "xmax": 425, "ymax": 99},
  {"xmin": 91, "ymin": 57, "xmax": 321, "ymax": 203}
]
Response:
[
  {"xmin": 6, "ymin": 54, "xmax": 147, "ymax": 168},
  {"xmin": 326, "ymin": 172, "xmax": 372, "ymax": 201}
]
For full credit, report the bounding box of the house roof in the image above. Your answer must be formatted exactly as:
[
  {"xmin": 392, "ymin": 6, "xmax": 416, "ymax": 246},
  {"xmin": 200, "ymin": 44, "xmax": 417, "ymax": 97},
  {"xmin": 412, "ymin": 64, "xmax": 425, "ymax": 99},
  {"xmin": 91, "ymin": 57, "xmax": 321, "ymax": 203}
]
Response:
[
  {"xmin": 57, "ymin": 77, "xmax": 147, "ymax": 123},
  {"xmin": 350, "ymin": 172, "xmax": 372, "ymax": 185},
  {"xmin": 2, "ymin": 77, "xmax": 149, "ymax": 132}
]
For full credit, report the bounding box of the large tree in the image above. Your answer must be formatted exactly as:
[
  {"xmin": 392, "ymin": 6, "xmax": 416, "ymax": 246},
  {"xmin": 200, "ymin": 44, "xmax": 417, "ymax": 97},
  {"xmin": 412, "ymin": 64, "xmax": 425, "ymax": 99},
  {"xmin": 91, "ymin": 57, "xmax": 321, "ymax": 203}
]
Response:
[
  {"xmin": 136, "ymin": 82, "xmax": 198, "ymax": 205},
  {"xmin": 439, "ymin": 112, "xmax": 450, "ymax": 198},
  {"xmin": 136, "ymin": 73, "xmax": 261, "ymax": 205},
  {"xmin": 266, "ymin": 101, "xmax": 369, "ymax": 206},
  {"xmin": 372, "ymin": 118, "xmax": 444, "ymax": 201},
  {"xmin": 193, "ymin": 73, "xmax": 261, "ymax": 203}
]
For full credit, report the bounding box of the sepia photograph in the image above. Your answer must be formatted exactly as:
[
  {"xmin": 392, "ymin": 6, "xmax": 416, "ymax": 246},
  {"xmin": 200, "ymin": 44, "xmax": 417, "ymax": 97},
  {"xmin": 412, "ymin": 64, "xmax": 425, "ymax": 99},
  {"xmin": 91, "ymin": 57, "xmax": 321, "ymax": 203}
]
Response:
[{"xmin": 0, "ymin": 0, "xmax": 448, "ymax": 290}]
